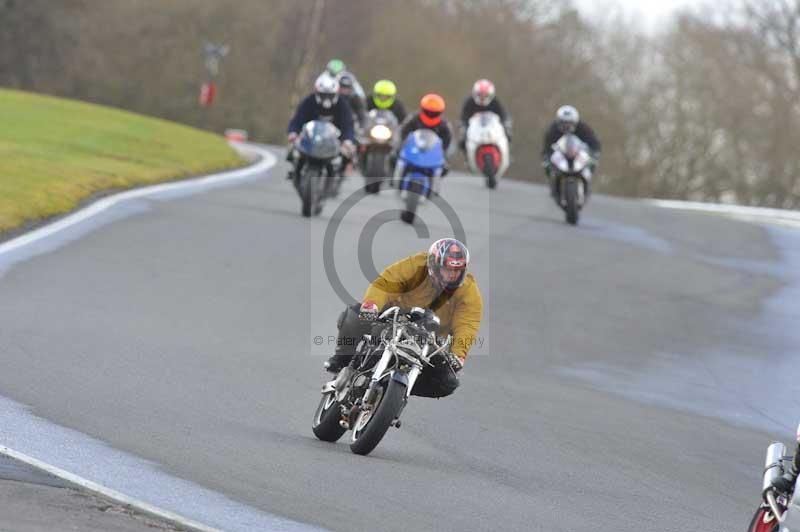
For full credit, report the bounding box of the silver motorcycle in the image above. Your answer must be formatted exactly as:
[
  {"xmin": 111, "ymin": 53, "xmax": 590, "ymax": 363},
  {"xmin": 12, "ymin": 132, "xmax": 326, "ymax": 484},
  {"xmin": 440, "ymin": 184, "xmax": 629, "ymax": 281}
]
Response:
[{"xmin": 312, "ymin": 306, "xmax": 457, "ymax": 456}]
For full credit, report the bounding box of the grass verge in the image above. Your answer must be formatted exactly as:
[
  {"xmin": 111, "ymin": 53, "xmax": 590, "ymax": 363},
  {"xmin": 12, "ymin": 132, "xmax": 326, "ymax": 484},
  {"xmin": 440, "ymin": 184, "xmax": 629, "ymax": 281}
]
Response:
[{"xmin": 0, "ymin": 88, "xmax": 244, "ymax": 234}]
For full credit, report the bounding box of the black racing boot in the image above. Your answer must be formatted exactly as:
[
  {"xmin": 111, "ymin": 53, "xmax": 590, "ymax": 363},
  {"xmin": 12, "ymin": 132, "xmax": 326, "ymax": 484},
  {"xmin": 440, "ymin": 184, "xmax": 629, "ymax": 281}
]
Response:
[{"xmin": 324, "ymin": 353, "xmax": 353, "ymax": 373}]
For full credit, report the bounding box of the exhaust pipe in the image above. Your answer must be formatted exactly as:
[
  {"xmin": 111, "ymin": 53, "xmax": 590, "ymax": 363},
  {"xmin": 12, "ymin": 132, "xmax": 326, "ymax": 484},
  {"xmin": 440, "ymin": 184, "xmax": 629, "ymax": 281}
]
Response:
[
  {"xmin": 764, "ymin": 442, "xmax": 787, "ymax": 523},
  {"xmin": 764, "ymin": 442, "xmax": 787, "ymax": 492}
]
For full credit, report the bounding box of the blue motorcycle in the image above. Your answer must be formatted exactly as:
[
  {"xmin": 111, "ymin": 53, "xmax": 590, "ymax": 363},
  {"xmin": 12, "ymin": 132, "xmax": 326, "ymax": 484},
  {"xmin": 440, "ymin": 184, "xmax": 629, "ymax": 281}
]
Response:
[{"xmin": 393, "ymin": 130, "xmax": 446, "ymax": 224}]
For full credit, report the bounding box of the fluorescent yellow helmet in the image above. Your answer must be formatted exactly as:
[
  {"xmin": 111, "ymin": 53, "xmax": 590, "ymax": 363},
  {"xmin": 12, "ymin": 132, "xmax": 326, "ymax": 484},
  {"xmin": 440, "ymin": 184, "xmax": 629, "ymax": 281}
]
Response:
[{"xmin": 372, "ymin": 79, "xmax": 397, "ymax": 109}]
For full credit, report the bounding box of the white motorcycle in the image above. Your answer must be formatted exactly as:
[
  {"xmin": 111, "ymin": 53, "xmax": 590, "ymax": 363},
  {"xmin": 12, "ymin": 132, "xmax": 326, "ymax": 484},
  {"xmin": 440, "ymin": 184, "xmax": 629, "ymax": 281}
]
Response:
[
  {"xmin": 548, "ymin": 133, "xmax": 595, "ymax": 225},
  {"xmin": 465, "ymin": 112, "xmax": 510, "ymax": 189}
]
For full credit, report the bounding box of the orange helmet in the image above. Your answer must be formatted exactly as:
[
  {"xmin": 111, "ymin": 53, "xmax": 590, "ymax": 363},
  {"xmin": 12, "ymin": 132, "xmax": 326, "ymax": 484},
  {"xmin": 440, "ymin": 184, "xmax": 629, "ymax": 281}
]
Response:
[{"xmin": 419, "ymin": 93, "xmax": 445, "ymax": 127}]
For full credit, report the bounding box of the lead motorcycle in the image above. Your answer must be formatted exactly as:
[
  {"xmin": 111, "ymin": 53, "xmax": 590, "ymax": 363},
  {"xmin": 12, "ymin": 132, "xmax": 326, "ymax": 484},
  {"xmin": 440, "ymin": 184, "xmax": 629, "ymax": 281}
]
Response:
[
  {"xmin": 358, "ymin": 109, "xmax": 399, "ymax": 194},
  {"xmin": 312, "ymin": 306, "xmax": 458, "ymax": 456},
  {"xmin": 548, "ymin": 134, "xmax": 595, "ymax": 225},
  {"xmin": 290, "ymin": 120, "xmax": 342, "ymax": 217},
  {"xmin": 465, "ymin": 111, "xmax": 509, "ymax": 189},
  {"xmin": 747, "ymin": 423, "xmax": 800, "ymax": 532}
]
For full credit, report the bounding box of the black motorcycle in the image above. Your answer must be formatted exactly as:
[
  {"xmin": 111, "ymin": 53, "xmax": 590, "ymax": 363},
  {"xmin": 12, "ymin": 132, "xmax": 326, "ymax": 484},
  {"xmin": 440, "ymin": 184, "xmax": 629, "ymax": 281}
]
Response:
[
  {"xmin": 290, "ymin": 120, "xmax": 341, "ymax": 217},
  {"xmin": 357, "ymin": 109, "xmax": 399, "ymax": 194},
  {"xmin": 312, "ymin": 306, "xmax": 459, "ymax": 456}
]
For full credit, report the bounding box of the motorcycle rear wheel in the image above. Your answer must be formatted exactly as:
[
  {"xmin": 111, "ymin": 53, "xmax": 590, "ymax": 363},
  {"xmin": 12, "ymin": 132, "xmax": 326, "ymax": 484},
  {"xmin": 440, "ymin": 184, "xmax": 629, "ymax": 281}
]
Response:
[{"xmin": 350, "ymin": 378, "xmax": 406, "ymax": 456}]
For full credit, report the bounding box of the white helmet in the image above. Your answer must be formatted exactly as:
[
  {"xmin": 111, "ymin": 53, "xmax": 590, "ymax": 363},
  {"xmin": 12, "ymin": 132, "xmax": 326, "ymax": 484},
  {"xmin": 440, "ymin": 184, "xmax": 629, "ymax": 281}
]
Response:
[
  {"xmin": 556, "ymin": 105, "xmax": 579, "ymax": 133},
  {"xmin": 472, "ymin": 79, "xmax": 495, "ymax": 106},
  {"xmin": 314, "ymin": 73, "xmax": 340, "ymax": 109}
]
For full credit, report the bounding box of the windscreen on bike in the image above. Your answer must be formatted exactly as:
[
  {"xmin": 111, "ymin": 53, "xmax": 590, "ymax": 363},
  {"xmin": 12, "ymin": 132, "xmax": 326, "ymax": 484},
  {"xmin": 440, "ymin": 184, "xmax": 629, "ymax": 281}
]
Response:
[
  {"xmin": 469, "ymin": 111, "xmax": 501, "ymax": 129},
  {"xmin": 411, "ymin": 129, "xmax": 441, "ymax": 152},
  {"xmin": 554, "ymin": 134, "xmax": 586, "ymax": 159},
  {"xmin": 366, "ymin": 109, "xmax": 399, "ymax": 128},
  {"xmin": 298, "ymin": 120, "xmax": 341, "ymax": 159}
]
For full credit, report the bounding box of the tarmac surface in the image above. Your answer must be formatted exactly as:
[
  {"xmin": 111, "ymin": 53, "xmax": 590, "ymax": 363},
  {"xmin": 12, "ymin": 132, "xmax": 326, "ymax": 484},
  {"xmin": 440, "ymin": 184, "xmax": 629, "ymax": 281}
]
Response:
[{"xmin": 0, "ymin": 147, "xmax": 795, "ymax": 530}]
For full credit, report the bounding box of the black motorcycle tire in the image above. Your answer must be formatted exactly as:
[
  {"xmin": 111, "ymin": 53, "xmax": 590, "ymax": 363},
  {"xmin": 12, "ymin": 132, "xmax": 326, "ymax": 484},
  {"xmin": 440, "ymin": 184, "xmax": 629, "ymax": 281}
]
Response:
[
  {"xmin": 300, "ymin": 165, "xmax": 322, "ymax": 218},
  {"xmin": 312, "ymin": 392, "xmax": 347, "ymax": 442},
  {"xmin": 401, "ymin": 181, "xmax": 423, "ymax": 224},
  {"xmin": 364, "ymin": 152, "xmax": 386, "ymax": 194},
  {"xmin": 483, "ymin": 152, "xmax": 497, "ymax": 189},
  {"xmin": 349, "ymin": 378, "xmax": 406, "ymax": 456},
  {"xmin": 565, "ymin": 177, "xmax": 579, "ymax": 226}
]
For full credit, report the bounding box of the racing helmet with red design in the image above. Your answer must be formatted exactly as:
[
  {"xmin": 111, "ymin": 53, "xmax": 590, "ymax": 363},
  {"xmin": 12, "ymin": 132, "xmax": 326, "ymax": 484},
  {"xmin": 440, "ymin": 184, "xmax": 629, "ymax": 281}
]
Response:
[{"xmin": 427, "ymin": 238, "xmax": 470, "ymax": 291}]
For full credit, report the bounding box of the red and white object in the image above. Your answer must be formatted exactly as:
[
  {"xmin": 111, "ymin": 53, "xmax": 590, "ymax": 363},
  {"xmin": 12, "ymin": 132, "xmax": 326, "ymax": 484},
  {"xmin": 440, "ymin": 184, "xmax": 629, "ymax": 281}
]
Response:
[
  {"xmin": 224, "ymin": 129, "xmax": 248, "ymax": 142},
  {"xmin": 465, "ymin": 111, "xmax": 509, "ymax": 188},
  {"xmin": 199, "ymin": 82, "xmax": 217, "ymax": 107}
]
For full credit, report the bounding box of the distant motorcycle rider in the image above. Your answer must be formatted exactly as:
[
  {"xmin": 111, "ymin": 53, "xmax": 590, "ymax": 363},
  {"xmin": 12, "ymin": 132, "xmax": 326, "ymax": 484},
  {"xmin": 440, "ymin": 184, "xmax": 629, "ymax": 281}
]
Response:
[
  {"xmin": 400, "ymin": 93, "xmax": 453, "ymax": 153},
  {"xmin": 366, "ymin": 79, "xmax": 407, "ymax": 124},
  {"xmin": 541, "ymin": 105, "xmax": 601, "ymax": 196},
  {"xmin": 459, "ymin": 79, "xmax": 511, "ymax": 151},
  {"xmin": 325, "ymin": 58, "xmax": 366, "ymax": 100},
  {"xmin": 286, "ymin": 73, "xmax": 356, "ymax": 180},
  {"xmin": 325, "ymin": 238, "xmax": 482, "ymax": 398},
  {"xmin": 338, "ymin": 72, "xmax": 367, "ymax": 129}
]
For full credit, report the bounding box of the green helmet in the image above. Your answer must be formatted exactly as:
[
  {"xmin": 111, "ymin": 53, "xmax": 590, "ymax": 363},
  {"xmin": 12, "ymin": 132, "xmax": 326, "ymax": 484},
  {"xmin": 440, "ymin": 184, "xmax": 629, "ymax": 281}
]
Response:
[
  {"xmin": 326, "ymin": 59, "xmax": 345, "ymax": 76},
  {"xmin": 372, "ymin": 79, "xmax": 397, "ymax": 110}
]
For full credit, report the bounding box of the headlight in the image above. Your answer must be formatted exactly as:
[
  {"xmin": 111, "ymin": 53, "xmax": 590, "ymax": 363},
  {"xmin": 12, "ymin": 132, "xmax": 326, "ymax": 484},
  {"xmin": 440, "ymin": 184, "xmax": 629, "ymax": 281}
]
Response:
[{"xmin": 370, "ymin": 124, "xmax": 392, "ymax": 142}]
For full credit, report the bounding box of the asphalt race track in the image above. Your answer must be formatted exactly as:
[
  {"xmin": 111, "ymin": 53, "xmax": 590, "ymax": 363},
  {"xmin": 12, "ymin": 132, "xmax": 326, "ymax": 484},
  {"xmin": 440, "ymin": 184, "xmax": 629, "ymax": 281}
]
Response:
[{"xmin": 0, "ymin": 145, "xmax": 797, "ymax": 531}]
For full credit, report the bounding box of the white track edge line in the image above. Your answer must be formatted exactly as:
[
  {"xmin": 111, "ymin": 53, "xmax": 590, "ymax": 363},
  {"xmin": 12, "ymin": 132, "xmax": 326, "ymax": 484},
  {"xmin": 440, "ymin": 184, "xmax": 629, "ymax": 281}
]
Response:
[
  {"xmin": 647, "ymin": 198, "xmax": 800, "ymax": 222},
  {"xmin": 0, "ymin": 445, "xmax": 221, "ymax": 532},
  {"xmin": 0, "ymin": 141, "xmax": 276, "ymax": 257},
  {"xmin": 0, "ymin": 140, "xmax": 278, "ymax": 531}
]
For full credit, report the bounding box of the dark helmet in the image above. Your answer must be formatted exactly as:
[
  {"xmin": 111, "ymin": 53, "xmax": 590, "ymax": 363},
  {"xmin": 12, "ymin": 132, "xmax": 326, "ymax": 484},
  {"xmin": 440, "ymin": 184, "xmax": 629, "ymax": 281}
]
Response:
[
  {"xmin": 427, "ymin": 238, "xmax": 470, "ymax": 291},
  {"xmin": 338, "ymin": 73, "xmax": 354, "ymax": 93}
]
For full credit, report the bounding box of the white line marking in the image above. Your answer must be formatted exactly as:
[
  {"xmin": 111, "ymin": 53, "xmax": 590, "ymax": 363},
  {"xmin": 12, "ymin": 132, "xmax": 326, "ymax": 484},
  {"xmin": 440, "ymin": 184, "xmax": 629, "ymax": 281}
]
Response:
[
  {"xmin": 0, "ymin": 140, "xmax": 278, "ymax": 531},
  {"xmin": 0, "ymin": 141, "xmax": 277, "ymax": 257},
  {"xmin": 648, "ymin": 198, "xmax": 800, "ymax": 228},
  {"xmin": 0, "ymin": 445, "xmax": 220, "ymax": 532}
]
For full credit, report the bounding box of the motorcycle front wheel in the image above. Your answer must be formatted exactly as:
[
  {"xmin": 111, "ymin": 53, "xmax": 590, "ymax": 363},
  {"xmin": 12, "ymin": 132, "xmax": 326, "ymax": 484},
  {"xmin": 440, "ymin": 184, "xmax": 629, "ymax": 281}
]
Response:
[
  {"xmin": 400, "ymin": 180, "xmax": 423, "ymax": 224},
  {"xmin": 349, "ymin": 378, "xmax": 406, "ymax": 456},
  {"xmin": 482, "ymin": 152, "xmax": 497, "ymax": 189},
  {"xmin": 300, "ymin": 165, "xmax": 322, "ymax": 217},
  {"xmin": 312, "ymin": 391, "xmax": 347, "ymax": 442},
  {"xmin": 564, "ymin": 177, "xmax": 579, "ymax": 225}
]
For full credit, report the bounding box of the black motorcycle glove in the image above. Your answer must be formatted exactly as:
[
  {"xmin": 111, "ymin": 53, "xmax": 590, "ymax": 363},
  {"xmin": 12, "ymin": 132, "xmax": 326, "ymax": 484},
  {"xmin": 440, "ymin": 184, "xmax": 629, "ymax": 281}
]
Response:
[
  {"xmin": 444, "ymin": 352, "xmax": 463, "ymax": 373},
  {"xmin": 772, "ymin": 466, "xmax": 798, "ymax": 495}
]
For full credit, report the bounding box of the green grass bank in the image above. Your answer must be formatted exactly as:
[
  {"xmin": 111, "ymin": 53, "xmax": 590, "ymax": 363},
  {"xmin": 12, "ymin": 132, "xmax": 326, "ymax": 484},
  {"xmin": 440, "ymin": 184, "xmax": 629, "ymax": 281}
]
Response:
[{"xmin": 0, "ymin": 88, "xmax": 244, "ymax": 234}]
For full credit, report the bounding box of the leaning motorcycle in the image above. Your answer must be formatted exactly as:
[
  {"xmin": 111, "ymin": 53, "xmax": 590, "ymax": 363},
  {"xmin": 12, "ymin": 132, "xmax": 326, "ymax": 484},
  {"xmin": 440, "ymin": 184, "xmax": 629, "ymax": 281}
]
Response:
[
  {"xmin": 312, "ymin": 306, "xmax": 457, "ymax": 456},
  {"xmin": 465, "ymin": 111, "xmax": 509, "ymax": 189},
  {"xmin": 548, "ymin": 134, "xmax": 595, "ymax": 226},
  {"xmin": 394, "ymin": 130, "xmax": 446, "ymax": 224},
  {"xmin": 290, "ymin": 120, "xmax": 341, "ymax": 217},
  {"xmin": 358, "ymin": 109, "xmax": 399, "ymax": 194},
  {"xmin": 747, "ymin": 423, "xmax": 800, "ymax": 532}
]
